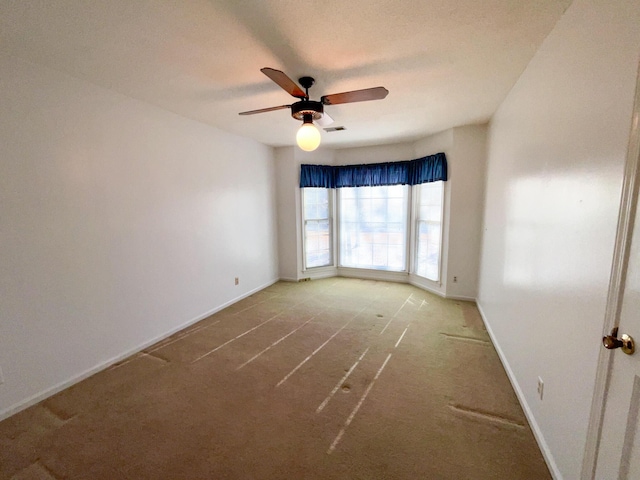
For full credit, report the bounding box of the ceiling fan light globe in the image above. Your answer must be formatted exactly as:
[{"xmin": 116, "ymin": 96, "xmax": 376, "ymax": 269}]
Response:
[{"xmin": 296, "ymin": 122, "xmax": 321, "ymax": 152}]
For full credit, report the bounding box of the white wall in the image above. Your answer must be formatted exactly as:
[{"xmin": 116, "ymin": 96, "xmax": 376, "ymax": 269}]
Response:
[
  {"xmin": 275, "ymin": 147, "xmax": 299, "ymax": 281},
  {"xmin": 477, "ymin": 0, "xmax": 640, "ymax": 478},
  {"xmin": 446, "ymin": 125, "xmax": 487, "ymax": 299},
  {"xmin": 413, "ymin": 129, "xmax": 454, "ymax": 158},
  {"xmin": 0, "ymin": 54, "xmax": 279, "ymax": 418},
  {"xmin": 333, "ymin": 142, "xmax": 415, "ymax": 165}
]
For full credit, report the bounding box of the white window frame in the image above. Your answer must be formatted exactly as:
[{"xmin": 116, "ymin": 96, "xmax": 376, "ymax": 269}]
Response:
[
  {"xmin": 301, "ymin": 187, "xmax": 334, "ymax": 270},
  {"xmin": 413, "ymin": 181, "xmax": 444, "ymax": 282},
  {"xmin": 336, "ymin": 185, "xmax": 410, "ymax": 273}
]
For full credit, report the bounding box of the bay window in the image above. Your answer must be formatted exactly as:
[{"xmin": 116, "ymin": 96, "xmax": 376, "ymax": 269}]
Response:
[{"xmin": 299, "ymin": 153, "xmax": 447, "ymax": 280}]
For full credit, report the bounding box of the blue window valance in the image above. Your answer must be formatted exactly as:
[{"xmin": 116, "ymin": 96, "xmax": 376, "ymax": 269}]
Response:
[
  {"xmin": 299, "ymin": 152, "xmax": 447, "ymax": 188},
  {"xmin": 299, "ymin": 164, "xmax": 335, "ymax": 189}
]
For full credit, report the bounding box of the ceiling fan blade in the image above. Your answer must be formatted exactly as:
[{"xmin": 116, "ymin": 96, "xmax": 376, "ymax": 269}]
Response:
[
  {"xmin": 316, "ymin": 111, "xmax": 334, "ymax": 127},
  {"xmin": 238, "ymin": 105, "xmax": 291, "ymax": 115},
  {"xmin": 261, "ymin": 68, "xmax": 306, "ymax": 99},
  {"xmin": 321, "ymin": 86, "xmax": 389, "ymax": 105}
]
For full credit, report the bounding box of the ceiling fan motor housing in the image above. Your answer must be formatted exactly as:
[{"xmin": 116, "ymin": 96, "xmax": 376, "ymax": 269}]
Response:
[{"xmin": 291, "ymin": 100, "xmax": 324, "ymax": 121}]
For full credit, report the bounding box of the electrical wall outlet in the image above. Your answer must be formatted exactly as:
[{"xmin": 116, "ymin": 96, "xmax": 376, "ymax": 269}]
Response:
[
  {"xmin": 537, "ymin": 377, "xmax": 544, "ymax": 400},
  {"xmin": 234, "ymin": 277, "xmax": 239, "ymax": 286},
  {"xmin": 453, "ymin": 276, "xmax": 458, "ymax": 283},
  {"xmin": 0, "ymin": 366, "xmax": 4, "ymax": 385}
]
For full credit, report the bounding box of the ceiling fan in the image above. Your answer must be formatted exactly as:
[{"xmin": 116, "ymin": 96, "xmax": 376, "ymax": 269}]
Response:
[{"xmin": 239, "ymin": 68, "xmax": 389, "ymax": 151}]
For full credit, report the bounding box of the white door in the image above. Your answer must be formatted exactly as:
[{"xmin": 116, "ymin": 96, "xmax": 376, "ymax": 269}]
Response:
[{"xmin": 592, "ymin": 66, "xmax": 640, "ymax": 479}]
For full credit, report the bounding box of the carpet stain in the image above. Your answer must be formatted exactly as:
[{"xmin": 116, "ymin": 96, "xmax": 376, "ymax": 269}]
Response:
[
  {"xmin": 11, "ymin": 461, "xmax": 60, "ymax": 480},
  {"xmin": 440, "ymin": 332, "xmax": 490, "ymax": 345},
  {"xmin": 144, "ymin": 320, "xmax": 221, "ymax": 355},
  {"xmin": 41, "ymin": 404, "xmax": 73, "ymax": 425},
  {"xmin": 39, "ymin": 461, "xmax": 63, "ymax": 480},
  {"xmin": 140, "ymin": 351, "xmax": 170, "ymax": 364},
  {"xmin": 449, "ymin": 404, "xmax": 526, "ymax": 429},
  {"xmin": 461, "ymin": 302, "xmax": 486, "ymax": 330}
]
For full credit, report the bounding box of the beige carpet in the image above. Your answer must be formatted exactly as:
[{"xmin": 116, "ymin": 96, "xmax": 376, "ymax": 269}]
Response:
[{"xmin": 0, "ymin": 278, "xmax": 550, "ymax": 479}]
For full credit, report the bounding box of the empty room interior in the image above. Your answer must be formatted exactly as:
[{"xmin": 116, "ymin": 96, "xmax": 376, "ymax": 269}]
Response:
[{"xmin": 2, "ymin": 1, "xmax": 640, "ymax": 479}]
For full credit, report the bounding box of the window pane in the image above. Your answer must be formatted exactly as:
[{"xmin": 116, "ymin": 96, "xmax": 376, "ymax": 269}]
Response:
[
  {"xmin": 426, "ymin": 206, "xmax": 441, "ymax": 222},
  {"xmin": 415, "ymin": 181, "xmax": 443, "ymax": 281},
  {"xmin": 372, "ymin": 199, "xmax": 386, "ymax": 222},
  {"xmin": 373, "ymin": 231, "xmax": 388, "ymax": 244},
  {"xmin": 357, "ymin": 244, "xmax": 373, "ymax": 265},
  {"xmin": 372, "ymin": 244, "xmax": 388, "ymax": 266},
  {"xmin": 388, "ymin": 198, "xmax": 404, "ymax": 219},
  {"xmin": 304, "ymin": 202, "xmax": 315, "ymax": 219},
  {"xmin": 317, "ymin": 201, "xmax": 329, "ymax": 219},
  {"xmin": 316, "ymin": 250, "xmax": 330, "ymax": 266},
  {"xmin": 388, "ymin": 245, "xmax": 405, "ymax": 270},
  {"xmin": 339, "ymin": 186, "xmax": 408, "ymax": 271},
  {"xmin": 341, "ymin": 198, "xmax": 357, "ymax": 221},
  {"xmin": 341, "ymin": 188, "xmax": 355, "ymax": 199},
  {"xmin": 303, "ymin": 189, "xmax": 332, "ymax": 268}
]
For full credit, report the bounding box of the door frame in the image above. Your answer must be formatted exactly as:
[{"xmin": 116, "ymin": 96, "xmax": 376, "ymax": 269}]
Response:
[{"xmin": 581, "ymin": 62, "xmax": 640, "ymax": 479}]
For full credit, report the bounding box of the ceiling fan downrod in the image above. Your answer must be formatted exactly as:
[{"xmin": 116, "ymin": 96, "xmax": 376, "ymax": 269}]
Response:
[{"xmin": 298, "ymin": 76, "xmax": 315, "ymax": 100}]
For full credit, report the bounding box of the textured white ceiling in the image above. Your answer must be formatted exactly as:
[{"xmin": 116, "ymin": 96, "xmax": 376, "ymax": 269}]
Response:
[{"xmin": 0, "ymin": 0, "xmax": 572, "ymax": 149}]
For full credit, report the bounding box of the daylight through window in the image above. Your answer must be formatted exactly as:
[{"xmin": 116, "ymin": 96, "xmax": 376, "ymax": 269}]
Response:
[
  {"xmin": 339, "ymin": 185, "xmax": 409, "ymax": 271},
  {"xmin": 300, "ymin": 154, "xmax": 447, "ymax": 280},
  {"xmin": 303, "ymin": 188, "xmax": 332, "ymax": 268},
  {"xmin": 415, "ymin": 181, "xmax": 444, "ymax": 281}
]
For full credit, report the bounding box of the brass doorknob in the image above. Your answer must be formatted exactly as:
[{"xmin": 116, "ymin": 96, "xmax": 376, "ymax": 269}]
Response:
[{"xmin": 603, "ymin": 327, "xmax": 635, "ymax": 355}]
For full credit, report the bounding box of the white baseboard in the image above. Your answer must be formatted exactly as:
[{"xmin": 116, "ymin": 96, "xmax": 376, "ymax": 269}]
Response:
[
  {"xmin": 445, "ymin": 294, "xmax": 477, "ymax": 301},
  {"xmin": 287, "ymin": 269, "xmax": 476, "ymax": 303},
  {"xmin": 338, "ymin": 267, "xmax": 409, "ymax": 283},
  {"xmin": 407, "ymin": 275, "xmax": 475, "ymax": 301},
  {"xmin": 279, "ymin": 276, "xmax": 299, "ymax": 282},
  {"xmin": 0, "ymin": 277, "xmax": 279, "ymax": 422},
  {"xmin": 408, "ymin": 275, "xmax": 445, "ymax": 297},
  {"xmin": 306, "ymin": 268, "xmax": 339, "ymax": 280},
  {"xmin": 476, "ymin": 301, "xmax": 563, "ymax": 480}
]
